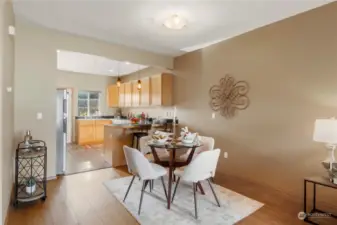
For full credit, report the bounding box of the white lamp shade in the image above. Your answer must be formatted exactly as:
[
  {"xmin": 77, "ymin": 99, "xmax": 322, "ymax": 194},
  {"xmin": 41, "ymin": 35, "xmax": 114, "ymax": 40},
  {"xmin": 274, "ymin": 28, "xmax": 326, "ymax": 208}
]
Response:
[{"xmin": 313, "ymin": 119, "xmax": 337, "ymax": 144}]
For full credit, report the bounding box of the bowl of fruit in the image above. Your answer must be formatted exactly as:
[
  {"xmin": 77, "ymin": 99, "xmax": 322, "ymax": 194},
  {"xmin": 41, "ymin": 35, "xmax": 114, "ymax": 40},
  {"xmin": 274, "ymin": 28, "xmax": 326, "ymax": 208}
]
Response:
[{"xmin": 130, "ymin": 117, "xmax": 140, "ymax": 124}]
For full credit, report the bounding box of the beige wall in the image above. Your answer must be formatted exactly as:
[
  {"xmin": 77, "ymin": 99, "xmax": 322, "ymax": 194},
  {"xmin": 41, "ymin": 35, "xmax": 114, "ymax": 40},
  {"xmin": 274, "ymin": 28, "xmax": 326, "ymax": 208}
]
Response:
[
  {"xmin": 56, "ymin": 71, "xmax": 116, "ymax": 141},
  {"xmin": 0, "ymin": 1, "xmax": 14, "ymax": 224},
  {"xmin": 174, "ymin": 2, "xmax": 337, "ymax": 207},
  {"xmin": 14, "ymin": 19, "xmax": 173, "ymax": 178},
  {"xmin": 121, "ymin": 67, "xmax": 175, "ymax": 118}
]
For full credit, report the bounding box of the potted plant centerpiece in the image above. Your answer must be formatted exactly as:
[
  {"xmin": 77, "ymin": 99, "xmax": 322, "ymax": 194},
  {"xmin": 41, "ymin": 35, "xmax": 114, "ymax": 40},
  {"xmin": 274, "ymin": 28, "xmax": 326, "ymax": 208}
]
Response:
[{"xmin": 25, "ymin": 177, "xmax": 36, "ymax": 194}]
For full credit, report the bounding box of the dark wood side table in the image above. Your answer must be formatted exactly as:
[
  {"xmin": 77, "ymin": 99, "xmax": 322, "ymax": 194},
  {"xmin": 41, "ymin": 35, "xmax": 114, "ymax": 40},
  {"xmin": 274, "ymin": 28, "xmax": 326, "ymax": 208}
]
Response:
[{"xmin": 304, "ymin": 176, "xmax": 337, "ymax": 224}]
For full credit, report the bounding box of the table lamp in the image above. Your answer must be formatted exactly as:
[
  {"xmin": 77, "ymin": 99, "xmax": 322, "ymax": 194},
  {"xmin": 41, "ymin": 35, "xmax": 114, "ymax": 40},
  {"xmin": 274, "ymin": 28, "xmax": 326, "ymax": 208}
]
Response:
[{"xmin": 313, "ymin": 118, "xmax": 337, "ymax": 184}]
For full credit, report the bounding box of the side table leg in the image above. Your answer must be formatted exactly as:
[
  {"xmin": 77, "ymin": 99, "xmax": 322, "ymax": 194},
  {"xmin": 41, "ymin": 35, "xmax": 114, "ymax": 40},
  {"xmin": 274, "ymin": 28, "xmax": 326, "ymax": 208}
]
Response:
[
  {"xmin": 304, "ymin": 180, "xmax": 307, "ymax": 214},
  {"xmin": 313, "ymin": 183, "xmax": 316, "ymax": 211}
]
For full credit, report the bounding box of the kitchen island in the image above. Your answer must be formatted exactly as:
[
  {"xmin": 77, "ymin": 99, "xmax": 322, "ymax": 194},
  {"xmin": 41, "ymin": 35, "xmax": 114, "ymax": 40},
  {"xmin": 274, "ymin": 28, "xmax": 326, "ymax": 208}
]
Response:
[{"xmin": 103, "ymin": 123, "xmax": 152, "ymax": 167}]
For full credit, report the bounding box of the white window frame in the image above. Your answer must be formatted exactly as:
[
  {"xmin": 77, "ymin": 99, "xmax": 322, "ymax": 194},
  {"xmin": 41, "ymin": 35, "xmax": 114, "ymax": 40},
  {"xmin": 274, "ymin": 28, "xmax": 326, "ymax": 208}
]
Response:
[{"xmin": 77, "ymin": 91, "xmax": 101, "ymax": 116}]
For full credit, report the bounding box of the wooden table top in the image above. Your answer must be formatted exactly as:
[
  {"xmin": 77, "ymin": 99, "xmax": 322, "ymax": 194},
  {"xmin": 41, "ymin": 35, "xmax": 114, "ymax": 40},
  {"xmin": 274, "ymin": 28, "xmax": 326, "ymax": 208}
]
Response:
[{"xmin": 305, "ymin": 176, "xmax": 337, "ymax": 189}]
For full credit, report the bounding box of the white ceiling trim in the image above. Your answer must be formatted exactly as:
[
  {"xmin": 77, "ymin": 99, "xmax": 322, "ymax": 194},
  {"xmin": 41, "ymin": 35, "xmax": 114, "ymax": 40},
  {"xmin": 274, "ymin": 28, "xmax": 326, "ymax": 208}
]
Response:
[{"xmin": 57, "ymin": 50, "xmax": 148, "ymax": 77}]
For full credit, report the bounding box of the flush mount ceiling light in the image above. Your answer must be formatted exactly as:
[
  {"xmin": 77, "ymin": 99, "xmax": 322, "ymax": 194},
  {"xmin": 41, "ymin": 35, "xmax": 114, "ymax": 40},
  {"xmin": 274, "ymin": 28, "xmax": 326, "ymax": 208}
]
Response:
[{"xmin": 163, "ymin": 14, "xmax": 187, "ymax": 30}]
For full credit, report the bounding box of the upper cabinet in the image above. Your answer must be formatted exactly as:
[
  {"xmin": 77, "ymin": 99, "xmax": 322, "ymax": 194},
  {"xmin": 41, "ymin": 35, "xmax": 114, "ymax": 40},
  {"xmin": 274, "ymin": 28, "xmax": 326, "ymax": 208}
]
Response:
[
  {"xmin": 140, "ymin": 77, "xmax": 150, "ymax": 107},
  {"xmin": 150, "ymin": 73, "xmax": 173, "ymax": 106},
  {"xmin": 119, "ymin": 83, "xmax": 125, "ymax": 107},
  {"xmin": 131, "ymin": 81, "xmax": 140, "ymax": 107},
  {"xmin": 107, "ymin": 73, "xmax": 173, "ymax": 108},
  {"xmin": 124, "ymin": 82, "xmax": 132, "ymax": 107},
  {"xmin": 107, "ymin": 85, "xmax": 119, "ymax": 107}
]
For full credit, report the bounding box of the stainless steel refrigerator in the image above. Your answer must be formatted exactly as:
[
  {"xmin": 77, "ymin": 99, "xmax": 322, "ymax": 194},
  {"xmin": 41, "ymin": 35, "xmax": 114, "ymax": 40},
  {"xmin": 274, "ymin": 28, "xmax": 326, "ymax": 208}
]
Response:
[{"xmin": 56, "ymin": 89, "xmax": 68, "ymax": 175}]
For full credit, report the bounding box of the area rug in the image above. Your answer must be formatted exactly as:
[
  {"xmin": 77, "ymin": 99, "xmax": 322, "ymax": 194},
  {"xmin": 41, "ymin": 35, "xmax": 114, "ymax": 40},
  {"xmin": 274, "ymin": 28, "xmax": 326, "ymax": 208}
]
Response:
[{"xmin": 103, "ymin": 176, "xmax": 263, "ymax": 225}]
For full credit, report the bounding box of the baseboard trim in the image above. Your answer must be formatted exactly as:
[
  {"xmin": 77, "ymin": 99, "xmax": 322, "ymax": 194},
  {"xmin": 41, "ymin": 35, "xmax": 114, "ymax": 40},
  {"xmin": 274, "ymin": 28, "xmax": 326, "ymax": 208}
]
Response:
[{"xmin": 47, "ymin": 176, "xmax": 57, "ymax": 181}]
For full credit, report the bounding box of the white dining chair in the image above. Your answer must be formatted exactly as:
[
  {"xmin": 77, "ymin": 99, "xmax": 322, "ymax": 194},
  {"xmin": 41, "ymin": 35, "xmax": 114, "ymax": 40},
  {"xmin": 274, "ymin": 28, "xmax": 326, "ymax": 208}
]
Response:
[
  {"xmin": 123, "ymin": 145, "xmax": 168, "ymax": 214},
  {"xmin": 139, "ymin": 135, "xmax": 170, "ymax": 158},
  {"xmin": 171, "ymin": 149, "xmax": 221, "ymax": 219},
  {"xmin": 179, "ymin": 136, "xmax": 215, "ymax": 161}
]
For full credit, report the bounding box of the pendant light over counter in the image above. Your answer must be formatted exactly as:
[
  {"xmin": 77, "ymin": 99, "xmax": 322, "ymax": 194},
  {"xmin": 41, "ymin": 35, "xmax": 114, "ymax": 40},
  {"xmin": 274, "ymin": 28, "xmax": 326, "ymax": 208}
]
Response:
[
  {"xmin": 137, "ymin": 65, "xmax": 141, "ymax": 90},
  {"xmin": 116, "ymin": 77, "xmax": 121, "ymax": 88},
  {"xmin": 116, "ymin": 62, "xmax": 121, "ymax": 88},
  {"xmin": 137, "ymin": 79, "xmax": 141, "ymax": 90}
]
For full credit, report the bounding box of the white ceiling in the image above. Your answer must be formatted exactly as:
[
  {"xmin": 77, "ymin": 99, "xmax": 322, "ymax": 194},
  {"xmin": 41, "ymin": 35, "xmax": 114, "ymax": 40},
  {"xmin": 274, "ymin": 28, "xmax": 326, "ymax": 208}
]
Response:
[
  {"xmin": 14, "ymin": 0, "xmax": 333, "ymax": 56},
  {"xmin": 57, "ymin": 50, "xmax": 148, "ymax": 76}
]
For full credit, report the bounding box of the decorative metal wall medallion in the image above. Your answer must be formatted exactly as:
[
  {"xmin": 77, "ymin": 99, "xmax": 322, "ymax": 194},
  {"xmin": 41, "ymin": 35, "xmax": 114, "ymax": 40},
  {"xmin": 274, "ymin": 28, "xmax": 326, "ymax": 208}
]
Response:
[{"xmin": 209, "ymin": 74, "xmax": 250, "ymax": 118}]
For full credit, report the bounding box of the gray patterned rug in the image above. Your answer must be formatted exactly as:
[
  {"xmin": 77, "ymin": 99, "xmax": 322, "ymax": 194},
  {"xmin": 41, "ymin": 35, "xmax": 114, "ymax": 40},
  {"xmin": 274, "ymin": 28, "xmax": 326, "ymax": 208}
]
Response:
[{"xmin": 103, "ymin": 176, "xmax": 263, "ymax": 225}]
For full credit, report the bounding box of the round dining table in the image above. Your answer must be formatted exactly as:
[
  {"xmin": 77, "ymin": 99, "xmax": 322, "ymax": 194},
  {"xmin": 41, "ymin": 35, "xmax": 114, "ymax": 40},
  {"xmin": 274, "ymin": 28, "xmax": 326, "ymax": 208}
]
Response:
[{"xmin": 148, "ymin": 141, "xmax": 204, "ymax": 209}]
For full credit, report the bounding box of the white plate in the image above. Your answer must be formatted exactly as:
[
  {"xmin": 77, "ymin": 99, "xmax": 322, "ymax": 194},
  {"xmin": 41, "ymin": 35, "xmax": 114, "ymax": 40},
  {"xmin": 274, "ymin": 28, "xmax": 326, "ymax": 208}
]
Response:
[
  {"xmin": 151, "ymin": 139, "xmax": 167, "ymax": 144},
  {"xmin": 182, "ymin": 139, "xmax": 194, "ymax": 144}
]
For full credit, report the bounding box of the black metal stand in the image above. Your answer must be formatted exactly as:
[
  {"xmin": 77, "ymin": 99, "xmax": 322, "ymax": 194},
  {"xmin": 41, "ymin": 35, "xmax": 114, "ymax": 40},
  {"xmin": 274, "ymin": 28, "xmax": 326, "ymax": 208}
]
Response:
[
  {"xmin": 304, "ymin": 177, "xmax": 337, "ymax": 224},
  {"xmin": 13, "ymin": 140, "xmax": 47, "ymax": 207}
]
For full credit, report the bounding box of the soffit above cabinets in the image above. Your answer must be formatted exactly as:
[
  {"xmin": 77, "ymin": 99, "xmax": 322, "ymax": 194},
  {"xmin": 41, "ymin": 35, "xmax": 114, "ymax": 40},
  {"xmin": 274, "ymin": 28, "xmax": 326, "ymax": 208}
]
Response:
[
  {"xmin": 13, "ymin": 0, "xmax": 333, "ymax": 56},
  {"xmin": 56, "ymin": 50, "xmax": 148, "ymax": 76}
]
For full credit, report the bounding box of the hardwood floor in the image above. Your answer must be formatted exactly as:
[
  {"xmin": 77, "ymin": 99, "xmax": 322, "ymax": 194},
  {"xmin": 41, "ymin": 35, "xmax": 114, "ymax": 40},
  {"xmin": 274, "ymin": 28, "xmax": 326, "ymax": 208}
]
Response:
[{"xmin": 6, "ymin": 168, "xmax": 335, "ymax": 225}]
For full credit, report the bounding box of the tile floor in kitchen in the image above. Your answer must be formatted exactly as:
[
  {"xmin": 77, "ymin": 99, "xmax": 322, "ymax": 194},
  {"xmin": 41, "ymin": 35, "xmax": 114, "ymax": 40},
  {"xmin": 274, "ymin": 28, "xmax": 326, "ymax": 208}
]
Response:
[{"xmin": 66, "ymin": 143, "xmax": 111, "ymax": 174}]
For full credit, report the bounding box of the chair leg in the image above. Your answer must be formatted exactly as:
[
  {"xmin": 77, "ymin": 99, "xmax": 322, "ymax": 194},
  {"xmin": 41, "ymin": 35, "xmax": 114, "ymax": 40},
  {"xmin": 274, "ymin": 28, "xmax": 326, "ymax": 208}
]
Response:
[
  {"xmin": 160, "ymin": 176, "xmax": 168, "ymax": 200},
  {"xmin": 144, "ymin": 179, "xmax": 149, "ymax": 191},
  {"xmin": 138, "ymin": 180, "xmax": 147, "ymax": 215},
  {"xmin": 132, "ymin": 136, "xmax": 134, "ymax": 148},
  {"xmin": 171, "ymin": 177, "xmax": 180, "ymax": 203},
  {"xmin": 172, "ymin": 169, "xmax": 176, "ymax": 182},
  {"xmin": 136, "ymin": 137, "xmax": 139, "ymax": 150},
  {"xmin": 207, "ymin": 178, "xmax": 220, "ymax": 207},
  {"xmin": 150, "ymin": 180, "xmax": 153, "ymax": 192},
  {"xmin": 123, "ymin": 175, "xmax": 136, "ymax": 202},
  {"xmin": 193, "ymin": 183, "xmax": 198, "ymax": 219}
]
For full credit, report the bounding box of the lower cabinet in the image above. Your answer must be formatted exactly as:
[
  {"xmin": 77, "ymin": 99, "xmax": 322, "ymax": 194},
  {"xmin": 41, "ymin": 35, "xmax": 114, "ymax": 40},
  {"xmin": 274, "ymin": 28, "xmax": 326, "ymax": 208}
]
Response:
[{"xmin": 76, "ymin": 119, "xmax": 112, "ymax": 145}]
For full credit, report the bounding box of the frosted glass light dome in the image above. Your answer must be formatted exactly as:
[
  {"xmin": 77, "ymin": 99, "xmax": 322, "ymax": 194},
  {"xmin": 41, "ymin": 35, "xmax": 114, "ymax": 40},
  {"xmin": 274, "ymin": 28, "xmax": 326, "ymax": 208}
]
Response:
[{"xmin": 163, "ymin": 14, "xmax": 187, "ymax": 30}]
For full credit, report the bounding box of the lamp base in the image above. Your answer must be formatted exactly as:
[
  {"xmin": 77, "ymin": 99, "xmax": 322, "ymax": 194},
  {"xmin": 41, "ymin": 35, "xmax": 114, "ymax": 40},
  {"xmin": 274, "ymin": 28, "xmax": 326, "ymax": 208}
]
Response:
[
  {"xmin": 322, "ymin": 145, "xmax": 337, "ymax": 184},
  {"xmin": 322, "ymin": 161, "xmax": 337, "ymax": 184}
]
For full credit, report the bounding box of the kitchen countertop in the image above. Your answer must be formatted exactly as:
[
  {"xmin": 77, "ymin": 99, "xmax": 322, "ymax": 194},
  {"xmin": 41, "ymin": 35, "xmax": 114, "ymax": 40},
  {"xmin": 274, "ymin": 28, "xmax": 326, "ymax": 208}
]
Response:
[
  {"xmin": 75, "ymin": 116, "xmax": 132, "ymax": 120},
  {"xmin": 105, "ymin": 123, "xmax": 152, "ymax": 128},
  {"xmin": 76, "ymin": 118, "xmax": 113, "ymax": 121}
]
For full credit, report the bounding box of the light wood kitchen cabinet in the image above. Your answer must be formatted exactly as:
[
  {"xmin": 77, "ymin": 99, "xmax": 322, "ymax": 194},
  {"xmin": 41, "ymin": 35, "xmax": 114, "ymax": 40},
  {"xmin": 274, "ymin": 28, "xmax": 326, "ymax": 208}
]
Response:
[
  {"xmin": 76, "ymin": 120, "xmax": 95, "ymax": 145},
  {"xmin": 94, "ymin": 120, "xmax": 112, "ymax": 143},
  {"xmin": 107, "ymin": 73, "xmax": 173, "ymax": 108},
  {"xmin": 131, "ymin": 81, "xmax": 140, "ymax": 107},
  {"xmin": 124, "ymin": 82, "xmax": 132, "ymax": 107},
  {"xmin": 140, "ymin": 77, "xmax": 150, "ymax": 106},
  {"xmin": 76, "ymin": 119, "xmax": 112, "ymax": 145},
  {"xmin": 150, "ymin": 73, "xmax": 173, "ymax": 106},
  {"xmin": 119, "ymin": 83, "xmax": 125, "ymax": 107},
  {"xmin": 107, "ymin": 84, "xmax": 119, "ymax": 107}
]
